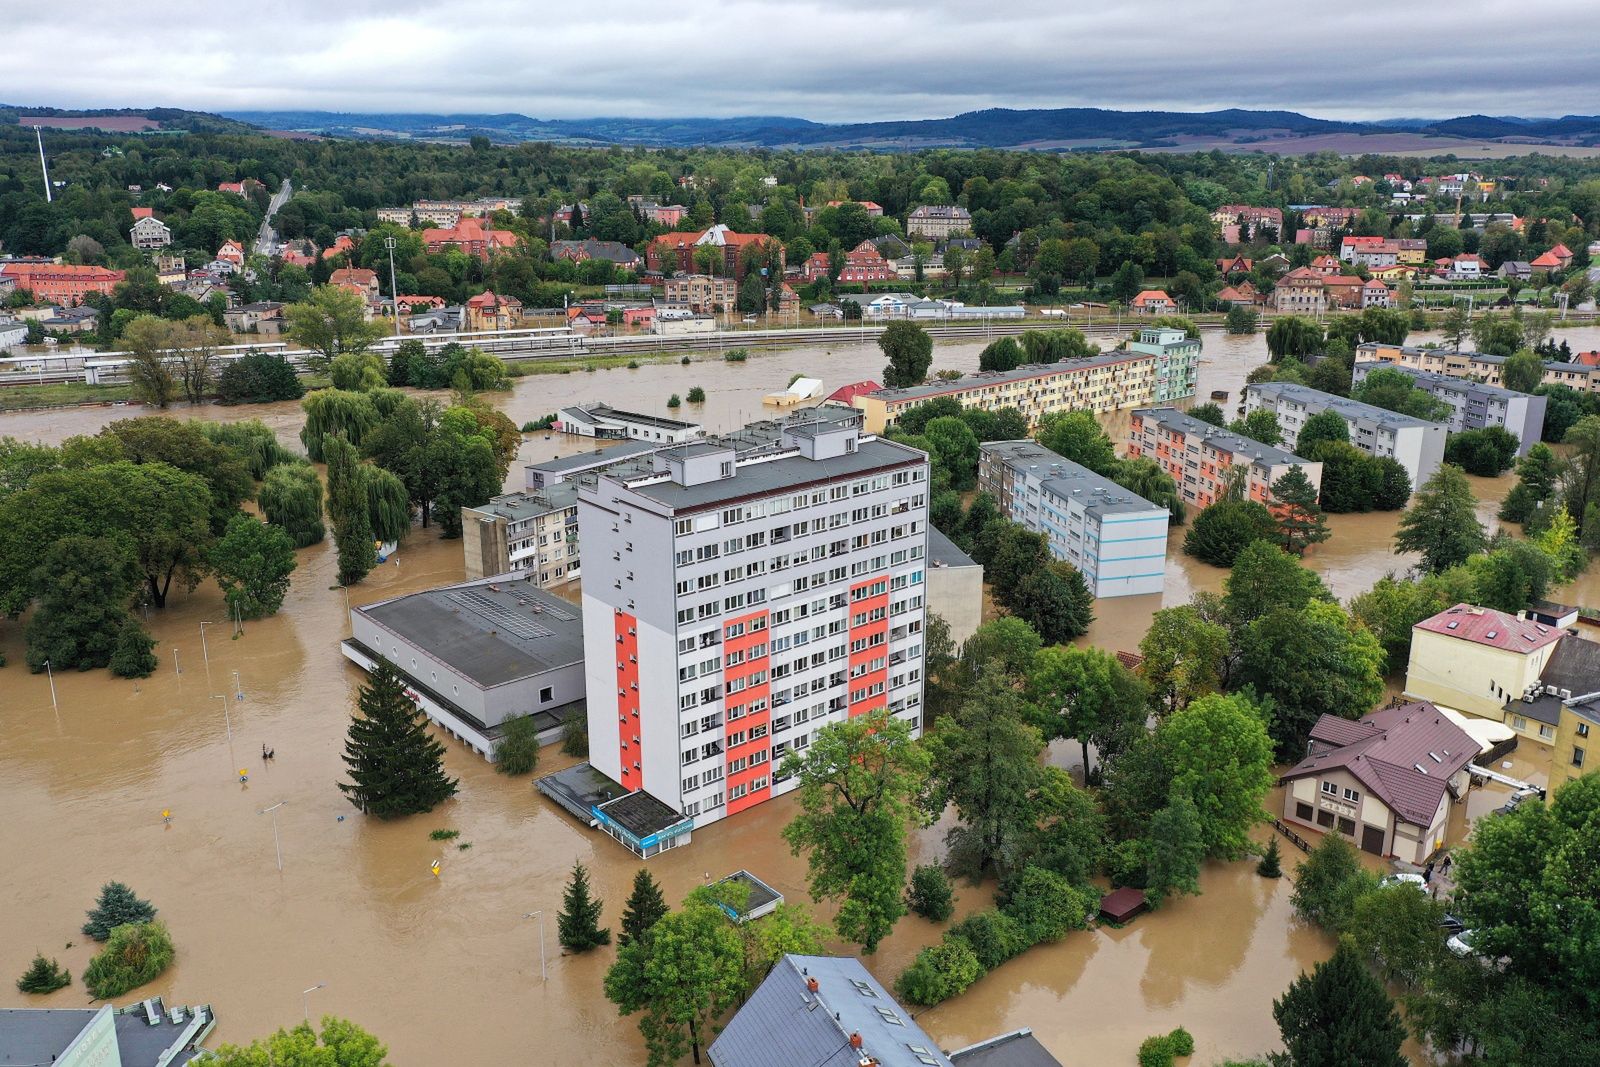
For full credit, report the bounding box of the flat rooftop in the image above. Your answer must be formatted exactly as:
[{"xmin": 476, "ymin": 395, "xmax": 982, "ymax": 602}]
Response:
[
  {"xmin": 621, "ymin": 436, "xmax": 924, "ymax": 512},
  {"xmin": 1248, "ymin": 381, "xmax": 1444, "ymax": 430},
  {"xmin": 357, "ymin": 573, "xmax": 584, "ymax": 687},
  {"xmin": 591, "ymin": 403, "xmax": 702, "ymax": 433},
  {"xmin": 527, "ymin": 439, "xmax": 662, "ymax": 478},
  {"xmin": 927, "ymin": 526, "xmax": 979, "ymax": 569},
  {"xmin": 1134, "ymin": 406, "xmax": 1312, "ymax": 468},
  {"xmin": 471, "ymin": 480, "xmax": 579, "ymax": 521},
  {"xmin": 861, "ymin": 351, "xmax": 1149, "ymax": 406},
  {"xmin": 982, "ymin": 440, "xmax": 1166, "ymax": 518}
]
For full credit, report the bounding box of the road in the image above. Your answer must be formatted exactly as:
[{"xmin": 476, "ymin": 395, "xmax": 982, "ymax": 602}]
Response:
[{"xmin": 253, "ymin": 178, "xmax": 293, "ymax": 256}]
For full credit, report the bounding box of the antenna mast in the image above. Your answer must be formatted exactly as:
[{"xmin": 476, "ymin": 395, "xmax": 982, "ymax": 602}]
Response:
[{"xmin": 35, "ymin": 126, "xmax": 53, "ymax": 203}]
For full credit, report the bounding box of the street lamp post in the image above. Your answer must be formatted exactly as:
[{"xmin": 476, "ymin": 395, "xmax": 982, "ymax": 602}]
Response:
[
  {"xmin": 215, "ymin": 694, "xmax": 237, "ymax": 772},
  {"xmin": 522, "ymin": 910, "xmax": 548, "ymax": 982},
  {"xmin": 385, "ymin": 236, "xmax": 401, "ymax": 338},
  {"xmin": 301, "ymin": 981, "xmax": 325, "ymax": 1022},
  {"xmin": 261, "ymin": 801, "xmax": 288, "ymax": 872},
  {"xmin": 44, "ymin": 659, "xmax": 58, "ymax": 713}
]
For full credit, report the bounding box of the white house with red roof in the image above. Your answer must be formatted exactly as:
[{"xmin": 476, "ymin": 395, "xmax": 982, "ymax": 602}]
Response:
[
  {"xmin": 1361, "ymin": 278, "xmax": 1392, "ymax": 308},
  {"xmin": 217, "ymin": 180, "xmax": 250, "ymax": 197},
  {"xmin": 1129, "ymin": 290, "xmax": 1173, "ymax": 314},
  {"xmin": 215, "ymin": 240, "xmax": 246, "ymax": 267},
  {"xmin": 1448, "ymin": 254, "xmax": 1484, "ymax": 280},
  {"xmin": 1404, "ymin": 603, "xmax": 1565, "ymax": 719},
  {"xmin": 1281, "ymin": 702, "xmax": 1478, "ymax": 862}
]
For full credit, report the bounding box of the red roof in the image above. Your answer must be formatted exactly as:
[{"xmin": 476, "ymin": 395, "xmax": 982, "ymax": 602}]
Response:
[
  {"xmin": 1413, "ymin": 603, "xmax": 1563, "ymax": 653},
  {"xmin": 1549, "ymin": 243, "xmax": 1573, "ymax": 258},
  {"xmin": 1341, "ymin": 235, "xmax": 1387, "ymax": 246},
  {"xmin": 1575, "ymin": 351, "xmax": 1600, "ymax": 367},
  {"xmin": 1531, "ymin": 251, "xmax": 1562, "ymax": 268},
  {"xmin": 1130, "ymin": 289, "xmax": 1172, "ymax": 306},
  {"xmin": 826, "ymin": 380, "xmax": 884, "ymax": 405},
  {"xmin": 130, "ymin": 207, "xmax": 153, "ymax": 219},
  {"xmin": 466, "ymin": 290, "xmax": 520, "ymax": 309},
  {"xmin": 1322, "ymin": 275, "xmax": 1363, "ymax": 287},
  {"xmin": 1099, "ymin": 887, "xmax": 1147, "ymax": 922}
]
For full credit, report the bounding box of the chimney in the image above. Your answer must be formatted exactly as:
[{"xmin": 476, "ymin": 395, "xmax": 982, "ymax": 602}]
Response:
[
  {"xmin": 807, "ymin": 977, "xmax": 819, "ymax": 993},
  {"xmin": 850, "ymin": 1033, "xmax": 863, "ymax": 1050}
]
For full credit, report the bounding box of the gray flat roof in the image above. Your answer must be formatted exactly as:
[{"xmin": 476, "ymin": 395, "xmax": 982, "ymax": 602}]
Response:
[
  {"xmin": 927, "ymin": 527, "xmax": 979, "ymax": 569},
  {"xmin": 863, "ymin": 351, "xmax": 1146, "ymax": 406},
  {"xmin": 358, "ymin": 574, "xmax": 584, "ymax": 687},
  {"xmin": 1352, "ymin": 362, "xmax": 1526, "ymax": 400},
  {"xmin": 0, "ymin": 1008, "xmax": 99, "ymax": 1066},
  {"xmin": 950, "ymin": 1030, "xmax": 1065, "ymax": 1067},
  {"xmin": 1133, "ymin": 406, "xmax": 1312, "ymax": 468},
  {"xmin": 1248, "ymin": 381, "xmax": 1444, "ymax": 430},
  {"xmin": 982, "ymin": 440, "xmax": 1166, "ymax": 517},
  {"xmin": 591, "ymin": 403, "xmax": 702, "ymax": 432},
  {"xmin": 114, "ymin": 1009, "xmax": 210, "ymax": 1067},
  {"xmin": 529, "ymin": 439, "xmax": 661, "ymax": 477},
  {"xmin": 471, "ymin": 481, "xmax": 579, "ymax": 521},
  {"xmin": 625, "ymin": 437, "xmax": 926, "ymax": 512}
]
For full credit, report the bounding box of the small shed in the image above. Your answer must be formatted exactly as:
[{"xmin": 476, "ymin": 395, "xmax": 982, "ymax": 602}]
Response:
[
  {"xmin": 710, "ymin": 870, "xmax": 783, "ymax": 922},
  {"xmin": 1099, "ymin": 887, "xmax": 1148, "ymax": 924}
]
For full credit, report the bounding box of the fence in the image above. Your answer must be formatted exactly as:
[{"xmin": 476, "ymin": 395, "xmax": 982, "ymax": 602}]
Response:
[{"xmin": 1273, "ymin": 818, "xmax": 1314, "ymax": 854}]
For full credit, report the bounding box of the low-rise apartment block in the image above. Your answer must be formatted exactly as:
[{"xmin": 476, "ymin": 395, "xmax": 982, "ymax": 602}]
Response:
[
  {"xmin": 1352, "ymin": 361, "xmax": 1547, "ymax": 454},
  {"xmin": 1357, "ymin": 340, "xmax": 1600, "ymax": 396},
  {"xmin": 553, "ymin": 403, "xmax": 703, "ymax": 443},
  {"xmin": 1245, "ymin": 381, "xmax": 1446, "ymax": 487},
  {"xmin": 1127, "ymin": 407, "xmax": 1322, "ymax": 510},
  {"xmin": 461, "ymin": 484, "xmax": 581, "ymax": 585},
  {"xmin": 663, "ymin": 274, "xmax": 737, "ymax": 313},
  {"xmin": 852, "ymin": 340, "xmax": 1197, "ymax": 435},
  {"xmin": 978, "ymin": 440, "xmax": 1169, "ymax": 598},
  {"xmin": 576, "ymin": 410, "xmax": 931, "ymax": 835}
]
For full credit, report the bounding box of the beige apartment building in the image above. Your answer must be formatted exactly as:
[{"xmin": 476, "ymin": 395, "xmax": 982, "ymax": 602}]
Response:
[{"xmin": 1127, "ymin": 406, "xmax": 1322, "ymax": 510}]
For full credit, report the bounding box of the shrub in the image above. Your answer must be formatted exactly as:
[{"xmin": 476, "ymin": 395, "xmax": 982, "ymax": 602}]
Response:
[
  {"xmin": 724, "ymin": 348, "xmax": 748, "ymax": 362},
  {"xmin": 1138, "ymin": 1028, "xmax": 1194, "ymax": 1067},
  {"xmin": 948, "ymin": 910, "xmax": 1028, "ymax": 970},
  {"xmin": 687, "ymin": 386, "xmax": 707, "ymax": 403},
  {"xmin": 428, "ymin": 829, "xmax": 460, "ymax": 841},
  {"xmin": 667, "ymin": 393, "xmax": 682, "ymax": 408},
  {"xmin": 216, "ymin": 352, "xmax": 305, "ymax": 405},
  {"xmin": 1257, "ymin": 836, "xmax": 1283, "ymax": 878},
  {"xmin": 1000, "ymin": 866, "xmax": 1092, "ymax": 943},
  {"xmin": 895, "ymin": 939, "xmax": 983, "ymax": 1006},
  {"xmin": 906, "ymin": 864, "xmax": 954, "ymax": 922},
  {"xmin": 522, "ymin": 414, "xmax": 556, "ymax": 432},
  {"xmin": 493, "ymin": 715, "xmax": 541, "ymax": 776},
  {"xmin": 627, "ymin": 360, "xmax": 640, "ymax": 369},
  {"xmin": 16, "ymin": 954, "xmax": 70, "ymax": 994},
  {"xmin": 82, "ymin": 921, "xmax": 174, "ymax": 1000},
  {"xmin": 561, "ymin": 716, "xmax": 588, "ymax": 757},
  {"xmin": 108, "ymin": 619, "xmax": 158, "ymax": 679},
  {"xmin": 681, "ymin": 356, "xmax": 691, "ymax": 365},
  {"xmin": 83, "ymin": 882, "xmax": 156, "ymax": 941}
]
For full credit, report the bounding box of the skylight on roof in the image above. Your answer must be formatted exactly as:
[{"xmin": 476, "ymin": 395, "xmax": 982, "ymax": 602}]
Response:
[
  {"xmin": 850, "ymin": 979, "xmax": 878, "ymax": 998},
  {"xmin": 875, "ymin": 1006, "xmax": 905, "ymax": 1026},
  {"xmin": 1447, "ymin": 621, "xmax": 1460, "ymax": 629},
  {"xmin": 1487, "ymin": 630, "xmax": 1499, "ymax": 639}
]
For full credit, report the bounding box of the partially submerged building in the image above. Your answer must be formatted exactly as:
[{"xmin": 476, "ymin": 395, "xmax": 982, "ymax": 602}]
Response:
[
  {"xmin": 0, "ymin": 998, "xmax": 216, "ymax": 1067},
  {"xmin": 343, "ymin": 574, "xmax": 585, "ymax": 761}
]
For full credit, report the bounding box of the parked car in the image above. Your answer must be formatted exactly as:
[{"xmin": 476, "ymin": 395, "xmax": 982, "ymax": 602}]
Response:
[
  {"xmin": 1380, "ymin": 873, "xmax": 1427, "ymax": 890},
  {"xmin": 1447, "ymin": 929, "xmax": 1479, "ymax": 958},
  {"xmin": 1497, "ymin": 788, "xmax": 1541, "ymax": 815},
  {"xmin": 1439, "ymin": 913, "xmax": 1467, "ymax": 937}
]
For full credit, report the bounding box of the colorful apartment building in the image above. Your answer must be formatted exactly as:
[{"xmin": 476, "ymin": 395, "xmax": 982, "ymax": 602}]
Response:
[
  {"xmin": 421, "ymin": 215, "xmax": 520, "ymax": 259},
  {"xmin": 575, "ymin": 410, "xmax": 930, "ymax": 833},
  {"xmin": 647, "ymin": 225, "xmax": 781, "ymax": 278},
  {"xmin": 1245, "ymin": 381, "xmax": 1447, "ymax": 488},
  {"xmin": 979, "ymin": 440, "xmax": 1169, "ymax": 598},
  {"xmin": 852, "ymin": 340, "xmax": 1198, "ymax": 435},
  {"xmin": 1356, "ymin": 341, "xmax": 1600, "ymax": 396},
  {"xmin": 0, "ymin": 262, "xmax": 125, "ymax": 304},
  {"xmin": 1127, "ymin": 406, "xmax": 1322, "ymax": 510}
]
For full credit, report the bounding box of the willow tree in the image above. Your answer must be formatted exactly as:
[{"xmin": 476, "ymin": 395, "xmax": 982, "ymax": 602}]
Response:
[
  {"xmin": 300, "ymin": 389, "xmax": 379, "ymax": 460},
  {"xmin": 260, "ymin": 463, "xmax": 325, "ymax": 546},
  {"xmin": 359, "ymin": 465, "xmax": 412, "ymax": 544},
  {"xmin": 198, "ymin": 420, "xmax": 296, "ymax": 480}
]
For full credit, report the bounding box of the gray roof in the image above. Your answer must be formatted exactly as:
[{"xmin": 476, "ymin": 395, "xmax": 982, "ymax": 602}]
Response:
[
  {"xmin": 709, "ymin": 955, "xmax": 954, "ymax": 1067},
  {"xmin": 864, "ymin": 352, "xmax": 1144, "ymax": 407},
  {"xmin": 927, "ymin": 527, "xmax": 978, "ymax": 569},
  {"xmin": 588, "ymin": 403, "xmax": 702, "ymax": 433},
  {"xmin": 981, "ymin": 440, "xmax": 1167, "ymax": 518},
  {"xmin": 0, "ymin": 1008, "xmax": 101, "ymax": 1067},
  {"xmin": 624, "ymin": 437, "xmax": 925, "ymax": 512},
  {"xmin": 1133, "ymin": 406, "xmax": 1312, "ymax": 468},
  {"xmin": 357, "ymin": 573, "xmax": 584, "ymax": 686},
  {"xmin": 527, "ymin": 439, "xmax": 663, "ymax": 478},
  {"xmin": 1248, "ymin": 381, "xmax": 1445, "ymax": 430},
  {"xmin": 1518, "ymin": 635, "xmax": 1600, "ymax": 725},
  {"xmin": 469, "ymin": 481, "xmax": 580, "ymax": 522},
  {"xmin": 1351, "ymin": 362, "xmax": 1525, "ymax": 401},
  {"xmin": 950, "ymin": 1030, "xmax": 1064, "ymax": 1067}
]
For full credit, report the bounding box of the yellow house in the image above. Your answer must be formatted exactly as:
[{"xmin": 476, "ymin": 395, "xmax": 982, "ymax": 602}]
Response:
[
  {"xmin": 1370, "ymin": 264, "xmax": 1413, "ymax": 283},
  {"xmin": 1405, "ymin": 603, "xmax": 1564, "ymax": 720},
  {"xmin": 1547, "ymin": 698, "xmax": 1598, "ymax": 796}
]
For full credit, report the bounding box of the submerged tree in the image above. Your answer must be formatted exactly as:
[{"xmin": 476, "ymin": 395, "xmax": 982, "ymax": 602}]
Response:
[
  {"xmin": 339, "ymin": 658, "xmax": 458, "ymax": 817},
  {"xmin": 557, "ymin": 861, "xmax": 611, "ymax": 952},
  {"xmin": 83, "ymin": 881, "xmax": 157, "ymax": 941}
]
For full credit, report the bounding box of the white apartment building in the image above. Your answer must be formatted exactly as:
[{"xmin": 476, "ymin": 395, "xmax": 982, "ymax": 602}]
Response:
[
  {"xmin": 578, "ymin": 413, "xmax": 931, "ymax": 830},
  {"xmin": 1128, "ymin": 406, "xmax": 1322, "ymax": 510},
  {"xmin": 1351, "ymin": 362, "xmax": 1547, "ymax": 456},
  {"xmin": 130, "ymin": 215, "xmax": 172, "ymax": 250},
  {"xmin": 1245, "ymin": 381, "xmax": 1447, "ymax": 488},
  {"xmin": 978, "ymin": 440, "xmax": 1169, "ymax": 598}
]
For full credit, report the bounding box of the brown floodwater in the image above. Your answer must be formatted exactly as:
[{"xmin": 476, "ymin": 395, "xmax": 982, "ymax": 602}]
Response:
[{"xmin": 6, "ymin": 325, "xmax": 1600, "ymax": 1065}]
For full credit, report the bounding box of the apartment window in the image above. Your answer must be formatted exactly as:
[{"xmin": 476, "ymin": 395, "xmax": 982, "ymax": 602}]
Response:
[
  {"xmin": 1579, "ymin": 722, "xmax": 1591, "ymax": 739},
  {"xmin": 1512, "ymin": 715, "xmax": 1528, "ymax": 730},
  {"xmin": 1342, "ymin": 787, "xmax": 1360, "ymax": 804},
  {"xmin": 1575, "ymin": 746, "xmax": 1587, "ymax": 769},
  {"xmin": 1540, "ymin": 724, "xmax": 1556, "ymax": 741},
  {"xmin": 1320, "ymin": 781, "xmax": 1339, "ymax": 797},
  {"xmin": 539, "ymin": 686, "xmax": 553, "ymax": 703}
]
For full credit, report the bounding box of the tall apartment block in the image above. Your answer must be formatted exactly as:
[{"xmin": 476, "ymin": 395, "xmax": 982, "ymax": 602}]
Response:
[
  {"xmin": 1128, "ymin": 406, "xmax": 1322, "ymax": 510},
  {"xmin": 1245, "ymin": 381, "xmax": 1447, "ymax": 488},
  {"xmin": 851, "ymin": 330, "xmax": 1200, "ymax": 434},
  {"xmin": 577, "ymin": 411, "xmax": 932, "ymax": 831},
  {"xmin": 1351, "ymin": 361, "xmax": 1547, "ymax": 455},
  {"xmin": 978, "ymin": 440, "xmax": 1169, "ymax": 598}
]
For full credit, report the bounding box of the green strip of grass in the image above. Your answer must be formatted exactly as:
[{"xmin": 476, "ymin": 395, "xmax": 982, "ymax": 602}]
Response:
[{"xmin": 0, "ymin": 380, "xmax": 137, "ymax": 412}]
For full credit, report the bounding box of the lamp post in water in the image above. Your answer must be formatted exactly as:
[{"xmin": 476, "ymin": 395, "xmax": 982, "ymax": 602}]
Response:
[
  {"xmin": 522, "ymin": 910, "xmax": 547, "ymax": 982},
  {"xmin": 301, "ymin": 980, "xmax": 325, "ymax": 1022},
  {"xmin": 260, "ymin": 801, "xmax": 288, "ymax": 872}
]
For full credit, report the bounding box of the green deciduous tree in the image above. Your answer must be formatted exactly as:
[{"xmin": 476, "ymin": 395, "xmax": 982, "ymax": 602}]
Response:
[
  {"xmin": 604, "ymin": 894, "xmax": 745, "ymax": 1066},
  {"xmin": 1272, "ymin": 944, "xmax": 1407, "ymax": 1067},
  {"xmin": 879, "ymin": 321, "xmax": 933, "ymax": 387},
  {"xmin": 1348, "ymin": 883, "xmax": 1448, "ymax": 989},
  {"xmin": 1138, "ymin": 602, "xmax": 1232, "ymax": 715},
  {"xmin": 1034, "ymin": 410, "xmax": 1115, "ymax": 473},
  {"xmin": 1006, "ymin": 561, "xmax": 1095, "ymax": 643},
  {"xmin": 199, "ymin": 1018, "xmax": 391, "ymax": 1067},
  {"xmin": 339, "ymin": 657, "xmax": 458, "ymax": 817},
  {"xmin": 82, "ymin": 920, "xmax": 175, "ymax": 1000},
  {"xmin": 1144, "ymin": 793, "xmax": 1205, "ymax": 906},
  {"xmin": 1158, "ymin": 692, "xmax": 1275, "ymax": 860},
  {"xmin": 1027, "ymin": 644, "xmax": 1148, "ymax": 775},
  {"xmin": 285, "ymin": 285, "xmax": 385, "ymax": 372},
  {"xmin": 1238, "ymin": 600, "xmax": 1385, "ymax": 759},
  {"xmin": 22, "ymin": 535, "xmax": 140, "ymax": 673},
  {"xmin": 779, "ymin": 709, "xmax": 928, "ymax": 952},
  {"xmin": 1291, "ymin": 832, "xmax": 1376, "ymax": 933},
  {"xmin": 1184, "ymin": 499, "xmax": 1278, "ymax": 566},
  {"xmin": 557, "ymin": 861, "xmax": 611, "ymax": 951},
  {"xmin": 906, "ymin": 864, "xmax": 954, "ymax": 921},
  {"xmin": 217, "ymin": 352, "xmax": 305, "ymax": 405},
  {"xmin": 491, "ymin": 714, "xmax": 540, "ymax": 775},
  {"xmin": 1224, "ymin": 540, "xmax": 1331, "ymax": 626},
  {"xmin": 1445, "ymin": 426, "xmax": 1520, "ymax": 476},
  {"xmin": 1395, "ymin": 464, "xmax": 1487, "ymax": 573},
  {"xmin": 1296, "ymin": 409, "xmax": 1350, "ymax": 451},
  {"xmin": 259, "ymin": 463, "xmax": 326, "ymax": 547},
  {"xmin": 210, "ymin": 514, "xmax": 296, "ymax": 618}
]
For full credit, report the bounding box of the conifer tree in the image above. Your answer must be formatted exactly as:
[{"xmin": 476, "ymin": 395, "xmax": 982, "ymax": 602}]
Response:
[
  {"xmin": 339, "ymin": 658, "xmax": 458, "ymax": 817},
  {"xmin": 83, "ymin": 881, "xmax": 157, "ymax": 941},
  {"xmin": 1257, "ymin": 835, "xmax": 1283, "ymax": 878},
  {"xmin": 16, "ymin": 953, "xmax": 70, "ymax": 994},
  {"xmin": 618, "ymin": 868, "xmax": 668, "ymax": 948},
  {"xmin": 557, "ymin": 861, "xmax": 611, "ymax": 951},
  {"xmin": 1273, "ymin": 943, "xmax": 1408, "ymax": 1067},
  {"xmin": 1271, "ymin": 466, "xmax": 1330, "ymax": 555}
]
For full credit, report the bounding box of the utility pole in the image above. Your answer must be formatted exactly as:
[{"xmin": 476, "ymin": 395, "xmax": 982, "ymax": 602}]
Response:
[
  {"xmin": 385, "ymin": 236, "xmax": 401, "ymax": 338},
  {"xmin": 34, "ymin": 127, "xmax": 52, "ymax": 203}
]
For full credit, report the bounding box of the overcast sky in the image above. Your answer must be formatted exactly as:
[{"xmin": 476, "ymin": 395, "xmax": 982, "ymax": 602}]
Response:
[{"xmin": 7, "ymin": 0, "xmax": 1599, "ymax": 123}]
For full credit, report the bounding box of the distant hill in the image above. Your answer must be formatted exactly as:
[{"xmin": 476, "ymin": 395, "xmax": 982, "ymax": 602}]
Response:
[
  {"xmin": 223, "ymin": 110, "xmax": 823, "ymax": 146},
  {"xmin": 0, "ymin": 105, "xmax": 255, "ymax": 135}
]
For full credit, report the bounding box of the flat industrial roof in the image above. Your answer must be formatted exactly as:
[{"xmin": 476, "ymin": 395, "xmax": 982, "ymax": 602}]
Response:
[
  {"xmin": 528, "ymin": 439, "xmax": 662, "ymax": 477},
  {"xmin": 1248, "ymin": 381, "xmax": 1445, "ymax": 430},
  {"xmin": 982, "ymin": 440, "xmax": 1167, "ymax": 517},
  {"xmin": 927, "ymin": 527, "xmax": 979, "ymax": 569},
  {"xmin": 1133, "ymin": 406, "xmax": 1312, "ymax": 468},
  {"xmin": 0, "ymin": 1008, "xmax": 100, "ymax": 1066},
  {"xmin": 358, "ymin": 574, "xmax": 584, "ymax": 687},
  {"xmin": 623, "ymin": 437, "xmax": 926, "ymax": 513}
]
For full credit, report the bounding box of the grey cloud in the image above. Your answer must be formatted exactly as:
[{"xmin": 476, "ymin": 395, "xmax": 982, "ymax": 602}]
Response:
[{"xmin": 6, "ymin": 0, "xmax": 1599, "ymax": 122}]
